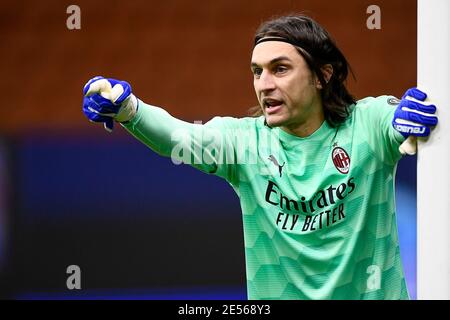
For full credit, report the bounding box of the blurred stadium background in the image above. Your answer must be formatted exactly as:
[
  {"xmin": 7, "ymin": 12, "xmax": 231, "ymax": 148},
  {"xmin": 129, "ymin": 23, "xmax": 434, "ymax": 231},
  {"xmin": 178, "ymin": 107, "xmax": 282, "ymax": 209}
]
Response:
[{"xmin": 0, "ymin": 0, "xmax": 417, "ymax": 299}]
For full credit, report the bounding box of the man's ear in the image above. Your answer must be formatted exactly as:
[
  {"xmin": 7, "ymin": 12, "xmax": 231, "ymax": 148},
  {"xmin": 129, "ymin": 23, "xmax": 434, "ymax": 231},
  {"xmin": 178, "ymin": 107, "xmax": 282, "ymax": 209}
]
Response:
[{"xmin": 315, "ymin": 64, "xmax": 334, "ymax": 89}]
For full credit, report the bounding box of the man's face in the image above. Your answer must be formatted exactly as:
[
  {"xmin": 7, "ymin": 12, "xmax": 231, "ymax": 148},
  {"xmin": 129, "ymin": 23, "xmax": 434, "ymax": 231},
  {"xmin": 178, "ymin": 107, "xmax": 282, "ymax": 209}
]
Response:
[{"xmin": 251, "ymin": 41, "xmax": 323, "ymax": 131}]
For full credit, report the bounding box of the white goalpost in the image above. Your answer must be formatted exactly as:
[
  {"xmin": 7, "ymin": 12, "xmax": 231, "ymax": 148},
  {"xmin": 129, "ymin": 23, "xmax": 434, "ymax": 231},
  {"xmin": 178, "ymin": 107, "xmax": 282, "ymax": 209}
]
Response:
[{"xmin": 417, "ymin": 0, "xmax": 450, "ymax": 300}]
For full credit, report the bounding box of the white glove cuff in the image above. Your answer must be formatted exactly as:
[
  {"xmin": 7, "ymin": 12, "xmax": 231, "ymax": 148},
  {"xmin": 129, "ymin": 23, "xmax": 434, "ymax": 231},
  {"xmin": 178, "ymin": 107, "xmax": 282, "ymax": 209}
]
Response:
[{"xmin": 116, "ymin": 94, "xmax": 138, "ymax": 123}]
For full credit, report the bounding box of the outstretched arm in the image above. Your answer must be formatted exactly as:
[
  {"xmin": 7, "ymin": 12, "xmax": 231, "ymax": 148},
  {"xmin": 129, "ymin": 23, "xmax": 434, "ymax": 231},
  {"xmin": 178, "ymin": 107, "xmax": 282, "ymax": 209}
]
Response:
[{"xmin": 82, "ymin": 76, "xmax": 239, "ymax": 179}]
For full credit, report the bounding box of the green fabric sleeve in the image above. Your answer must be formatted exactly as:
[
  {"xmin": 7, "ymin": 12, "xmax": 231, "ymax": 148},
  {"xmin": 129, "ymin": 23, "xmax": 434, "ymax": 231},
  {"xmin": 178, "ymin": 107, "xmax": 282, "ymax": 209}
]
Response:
[
  {"xmin": 355, "ymin": 96, "xmax": 406, "ymax": 166},
  {"xmin": 121, "ymin": 100, "xmax": 241, "ymax": 185}
]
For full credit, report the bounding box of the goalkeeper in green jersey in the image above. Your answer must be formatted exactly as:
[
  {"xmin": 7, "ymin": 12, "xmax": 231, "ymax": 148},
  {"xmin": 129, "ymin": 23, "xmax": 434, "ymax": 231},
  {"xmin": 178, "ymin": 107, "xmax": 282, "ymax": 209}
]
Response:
[{"xmin": 82, "ymin": 15, "xmax": 437, "ymax": 299}]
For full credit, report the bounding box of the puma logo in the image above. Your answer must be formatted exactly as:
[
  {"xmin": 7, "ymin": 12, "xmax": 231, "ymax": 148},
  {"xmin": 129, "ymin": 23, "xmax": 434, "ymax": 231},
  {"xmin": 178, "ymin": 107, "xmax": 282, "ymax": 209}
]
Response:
[{"xmin": 268, "ymin": 155, "xmax": 285, "ymax": 177}]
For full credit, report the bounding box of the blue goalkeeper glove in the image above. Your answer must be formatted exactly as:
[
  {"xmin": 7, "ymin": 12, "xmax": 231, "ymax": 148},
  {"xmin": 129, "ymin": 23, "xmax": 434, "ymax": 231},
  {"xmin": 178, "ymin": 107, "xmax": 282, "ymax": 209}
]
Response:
[
  {"xmin": 82, "ymin": 76, "xmax": 138, "ymax": 132},
  {"xmin": 392, "ymin": 87, "xmax": 438, "ymax": 138}
]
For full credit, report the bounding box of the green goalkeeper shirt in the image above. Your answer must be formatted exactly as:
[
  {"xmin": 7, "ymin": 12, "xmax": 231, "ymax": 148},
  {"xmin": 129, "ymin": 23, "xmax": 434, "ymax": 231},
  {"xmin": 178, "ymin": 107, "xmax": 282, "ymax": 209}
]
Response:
[{"xmin": 123, "ymin": 95, "xmax": 410, "ymax": 300}]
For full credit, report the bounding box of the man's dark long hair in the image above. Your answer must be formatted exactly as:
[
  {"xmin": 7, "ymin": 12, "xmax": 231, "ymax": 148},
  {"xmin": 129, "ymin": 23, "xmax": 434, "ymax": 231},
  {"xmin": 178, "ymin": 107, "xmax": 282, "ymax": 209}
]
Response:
[{"xmin": 250, "ymin": 14, "xmax": 356, "ymax": 127}]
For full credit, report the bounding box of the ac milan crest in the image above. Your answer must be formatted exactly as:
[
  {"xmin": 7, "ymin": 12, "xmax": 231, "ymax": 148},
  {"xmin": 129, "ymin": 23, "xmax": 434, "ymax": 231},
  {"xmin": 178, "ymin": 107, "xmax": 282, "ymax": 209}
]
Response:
[{"xmin": 332, "ymin": 147, "xmax": 350, "ymax": 174}]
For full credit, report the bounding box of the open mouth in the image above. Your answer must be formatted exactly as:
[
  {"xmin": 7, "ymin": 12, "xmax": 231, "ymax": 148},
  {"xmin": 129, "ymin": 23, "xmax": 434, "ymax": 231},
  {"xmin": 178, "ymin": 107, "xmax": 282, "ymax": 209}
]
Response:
[{"xmin": 263, "ymin": 98, "xmax": 283, "ymax": 114}]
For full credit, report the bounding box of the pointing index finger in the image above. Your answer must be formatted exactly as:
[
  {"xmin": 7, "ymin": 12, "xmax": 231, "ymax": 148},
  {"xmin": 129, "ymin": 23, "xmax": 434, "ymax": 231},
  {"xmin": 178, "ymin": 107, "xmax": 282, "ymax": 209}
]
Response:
[{"xmin": 84, "ymin": 78, "xmax": 112, "ymax": 97}]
